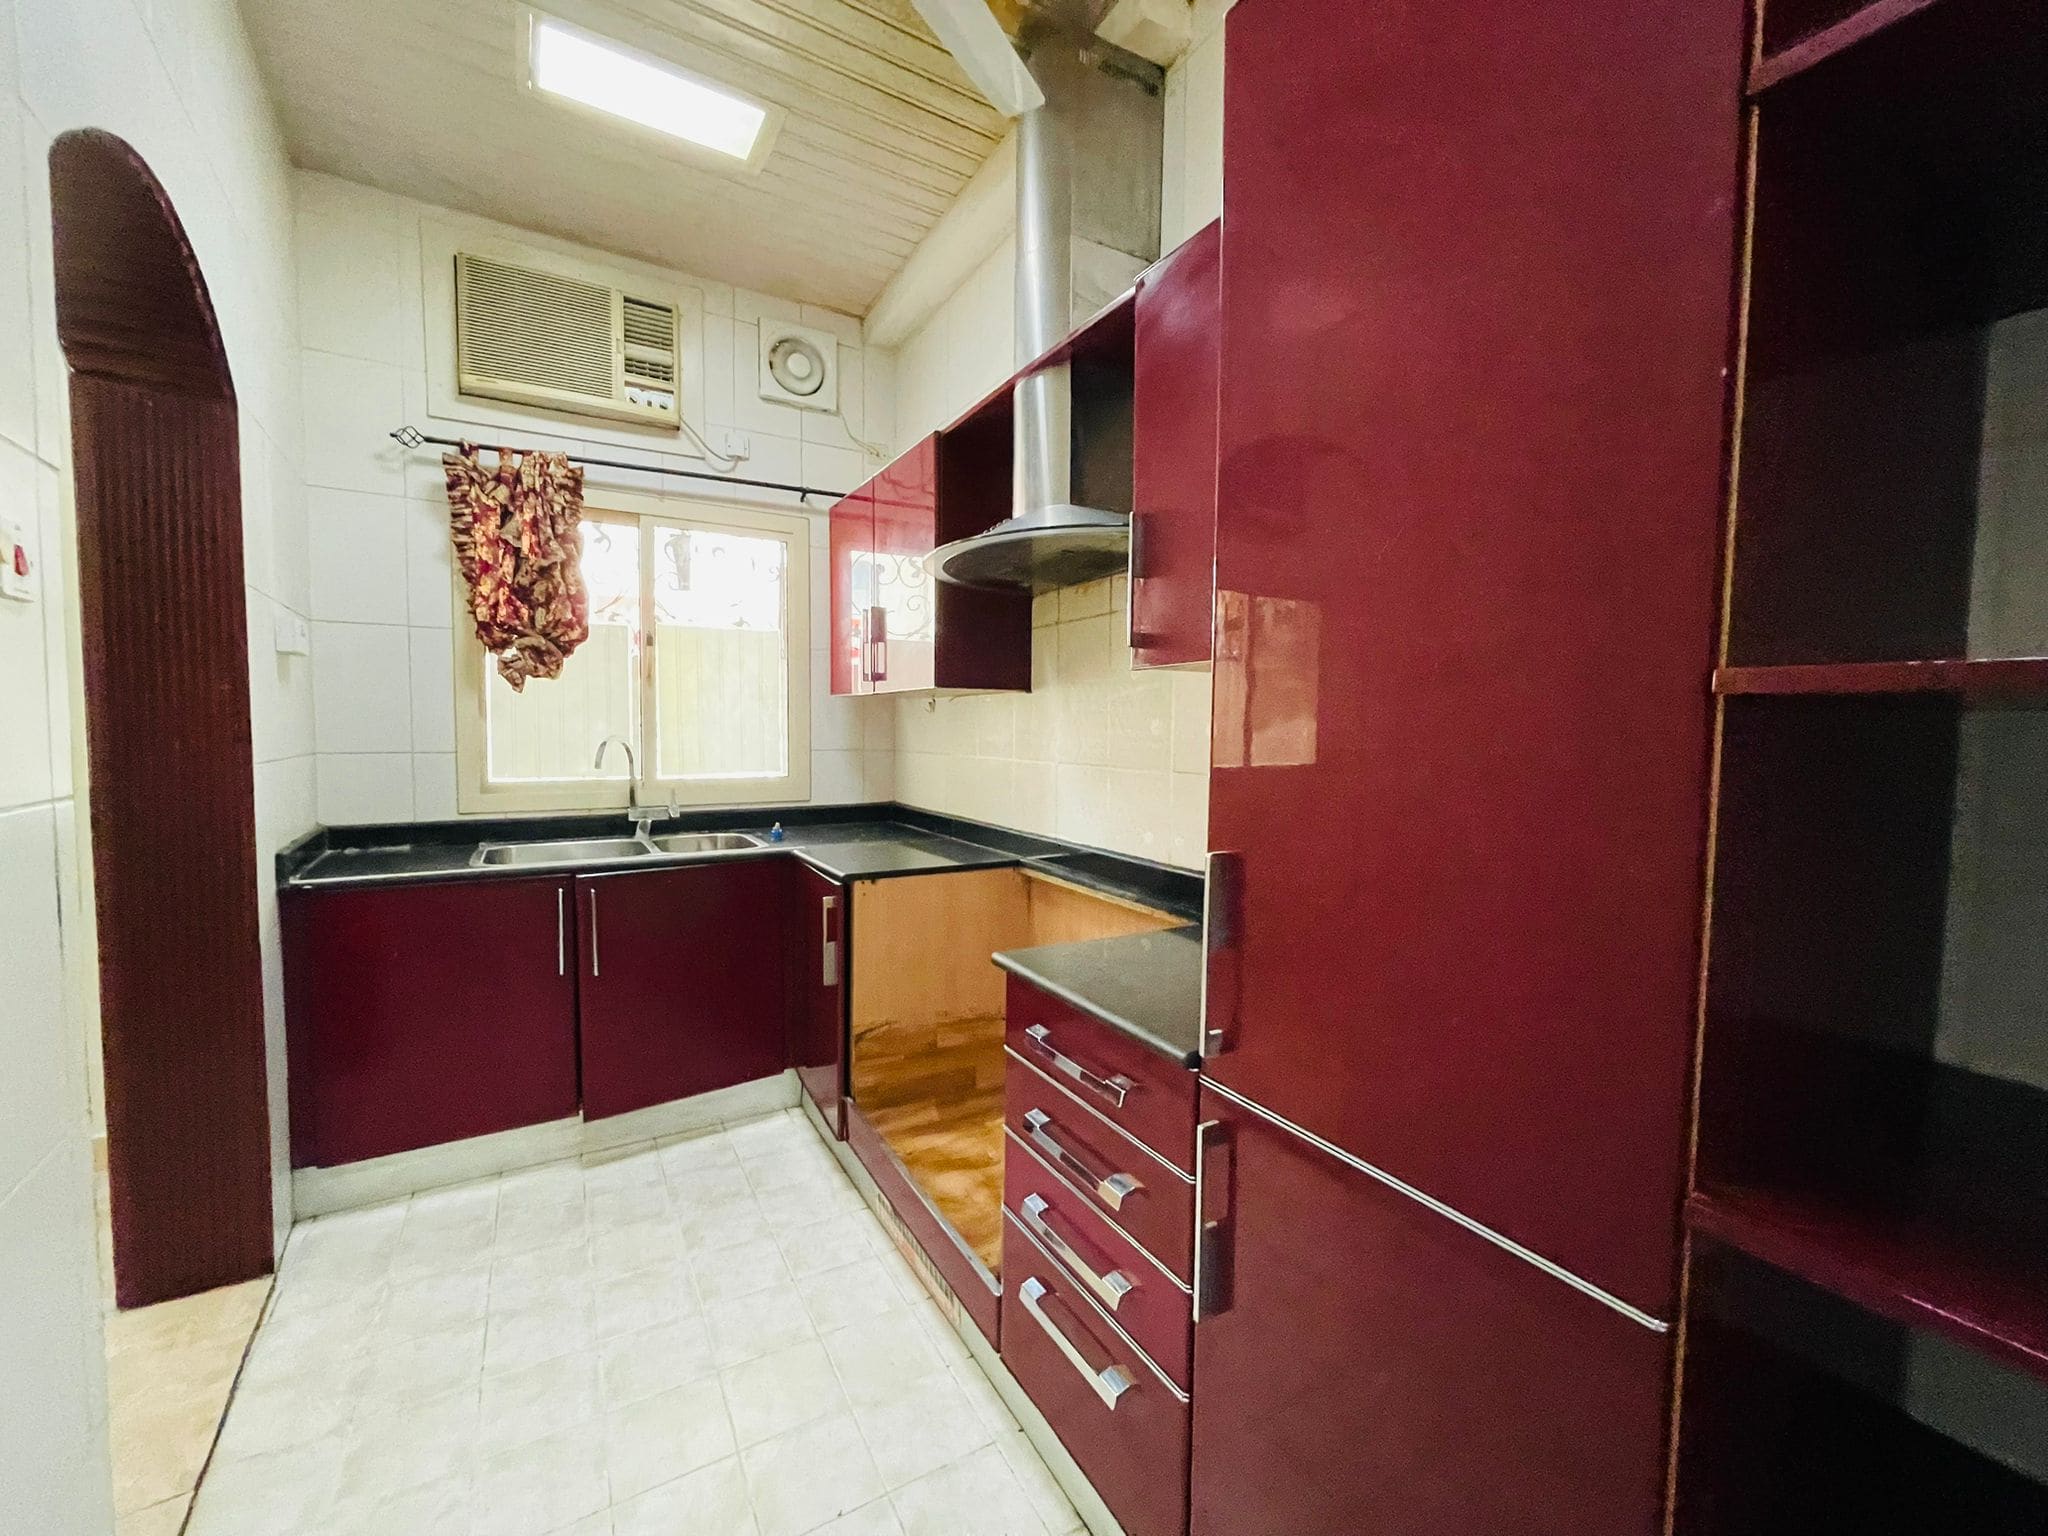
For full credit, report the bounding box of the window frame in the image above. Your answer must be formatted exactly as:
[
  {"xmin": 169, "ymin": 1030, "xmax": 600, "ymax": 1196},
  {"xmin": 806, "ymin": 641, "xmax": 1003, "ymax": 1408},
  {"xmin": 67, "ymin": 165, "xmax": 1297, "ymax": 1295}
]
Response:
[{"xmin": 452, "ymin": 486, "xmax": 811, "ymax": 814}]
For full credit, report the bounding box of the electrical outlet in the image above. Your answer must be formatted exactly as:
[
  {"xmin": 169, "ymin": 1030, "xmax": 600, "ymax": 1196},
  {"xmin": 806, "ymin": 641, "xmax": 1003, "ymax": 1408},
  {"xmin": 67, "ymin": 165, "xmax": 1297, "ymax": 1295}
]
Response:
[{"xmin": 0, "ymin": 518, "xmax": 34, "ymax": 603}]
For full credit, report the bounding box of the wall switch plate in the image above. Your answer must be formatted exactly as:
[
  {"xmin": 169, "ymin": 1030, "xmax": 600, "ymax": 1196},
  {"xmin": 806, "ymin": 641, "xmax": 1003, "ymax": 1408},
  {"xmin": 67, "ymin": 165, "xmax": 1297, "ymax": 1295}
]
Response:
[
  {"xmin": 713, "ymin": 428, "xmax": 751, "ymax": 461},
  {"xmin": 0, "ymin": 519, "xmax": 34, "ymax": 603},
  {"xmin": 273, "ymin": 608, "xmax": 311, "ymax": 656}
]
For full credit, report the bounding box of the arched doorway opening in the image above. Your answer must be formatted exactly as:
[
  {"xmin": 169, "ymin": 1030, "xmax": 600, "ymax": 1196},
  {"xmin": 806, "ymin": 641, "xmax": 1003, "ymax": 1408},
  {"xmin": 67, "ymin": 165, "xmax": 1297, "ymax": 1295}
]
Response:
[{"xmin": 50, "ymin": 130, "xmax": 273, "ymax": 1307}]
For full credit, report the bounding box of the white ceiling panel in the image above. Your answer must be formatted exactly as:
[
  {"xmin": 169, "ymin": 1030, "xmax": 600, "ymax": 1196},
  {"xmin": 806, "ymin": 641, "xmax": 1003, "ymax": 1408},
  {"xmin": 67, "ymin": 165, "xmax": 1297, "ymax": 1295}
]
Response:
[{"xmin": 239, "ymin": 0, "xmax": 1012, "ymax": 315}]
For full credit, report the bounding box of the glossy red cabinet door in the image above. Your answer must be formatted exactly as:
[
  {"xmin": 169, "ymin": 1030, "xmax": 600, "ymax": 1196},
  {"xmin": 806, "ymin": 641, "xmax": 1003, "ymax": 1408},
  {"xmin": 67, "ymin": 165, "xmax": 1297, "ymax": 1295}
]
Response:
[
  {"xmin": 1204, "ymin": 0, "xmax": 1739, "ymax": 1316},
  {"xmin": 789, "ymin": 865, "xmax": 846, "ymax": 1136},
  {"xmin": 577, "ymin": 861, "xmax": 789, "ymax": 1121},
  {"xmin": 1131, "ymin": 219, "xmax": 1221, "ymax": 670},
  {"xmin": 1190, "ymin": 1089, "xmax": 1672, "ymax": 1536},
  {"xmin": 870, "ymin": 436, "xmax": 939, "ymax": 693},
  {"xmin": 282, "ymin": 878, "xmax": 579, "ymax": 1167},
  {"xmin": 829, "ymin": 479, "xmax": 874, "ymax": 696}
]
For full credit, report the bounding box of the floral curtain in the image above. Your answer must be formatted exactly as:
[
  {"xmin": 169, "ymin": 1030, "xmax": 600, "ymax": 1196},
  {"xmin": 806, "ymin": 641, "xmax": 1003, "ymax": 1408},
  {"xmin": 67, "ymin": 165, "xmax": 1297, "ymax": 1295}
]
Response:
[{"xmin": 443, "ymin": 442, "xmax": 592, "ymax": 690}]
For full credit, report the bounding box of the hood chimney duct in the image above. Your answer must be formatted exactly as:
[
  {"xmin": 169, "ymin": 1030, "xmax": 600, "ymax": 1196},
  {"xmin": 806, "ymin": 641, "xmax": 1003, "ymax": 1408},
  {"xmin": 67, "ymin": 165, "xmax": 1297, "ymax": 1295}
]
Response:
[{"xmin": 931, "ymin": 9, "xmax": 1162, "ymax": 593}]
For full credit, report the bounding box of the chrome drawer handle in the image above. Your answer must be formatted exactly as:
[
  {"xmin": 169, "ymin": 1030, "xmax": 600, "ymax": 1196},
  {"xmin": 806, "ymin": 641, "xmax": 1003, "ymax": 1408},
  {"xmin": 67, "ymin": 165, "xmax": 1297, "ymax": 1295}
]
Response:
[
  {"xmin": 1021, "ymin": 1194, "xmax": 1134, "ymax": 1313},
  {"xmin": 1024, "ymin": 1024, "xmax": 1135, "ymax": 1109},
  {"xmin": 1018, "ymin": 1276, "xmax": 1134, "ymax": 1411},
  {"xmin": 1023, "ymin": 1109, "xmax": 1143, "ymax": 1211}
]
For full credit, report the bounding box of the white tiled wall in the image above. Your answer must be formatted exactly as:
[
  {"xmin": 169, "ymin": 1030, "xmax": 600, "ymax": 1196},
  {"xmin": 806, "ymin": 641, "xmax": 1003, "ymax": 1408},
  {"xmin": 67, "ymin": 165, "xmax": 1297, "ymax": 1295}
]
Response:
[
  {"xmin": 879, "ymin": 17, "xmax": 1228, "ymax": 872},
  {"xmin": 293, "ymin": 173, "xmax": 897, "ymax": 824},
  {"xmin": 3, "ymin": 0, "xmax": 312, "ymax": 1527},
  {"xmin": 894, "ymin": 580, "xmax": 1210, "ymax": 870}
]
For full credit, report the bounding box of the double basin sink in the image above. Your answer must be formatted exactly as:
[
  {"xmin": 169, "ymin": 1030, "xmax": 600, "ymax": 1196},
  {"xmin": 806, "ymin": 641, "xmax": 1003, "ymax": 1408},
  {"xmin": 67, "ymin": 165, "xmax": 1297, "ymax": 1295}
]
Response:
[{"xmin": 471, "ymin": 829, "xmax": 763, "ymax": 870}]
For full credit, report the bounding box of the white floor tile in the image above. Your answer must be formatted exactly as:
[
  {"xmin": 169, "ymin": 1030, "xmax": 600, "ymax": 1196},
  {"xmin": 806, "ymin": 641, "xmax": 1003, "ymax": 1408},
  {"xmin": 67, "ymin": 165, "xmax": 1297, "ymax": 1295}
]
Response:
[
  {"xmin": 889, "ymin": 1446, "xmax": 1050, "ymax": 1536},
  {"xmin": 721, "ymin": 1339, "xmax": 846, "ymax": 1447},
  {"xmin": 609, "ymin": 1456, "xmax": 756, "ymax": 1536},
  {"xmin": 598, "ymin": 1316, "xmax": 719, "ymax": 1410},
  {"xmin": 854, "ymin": 1371, "xmax": 995, "ymax": 1491},
  {"xmin": 190, "ymin": 1123, "xmax": 1075, "ymax": 1536},
  {"xmin": 740, "ymin": 1412, "xmax": 885, "ymax": 1536},
  {"xmin": 472, "ymin": 1421, "xmax": 609, "ymax": 1536},
  {"xmin": 603, "ymin": 1376, "xmax": 736, "ymax": 1503}
]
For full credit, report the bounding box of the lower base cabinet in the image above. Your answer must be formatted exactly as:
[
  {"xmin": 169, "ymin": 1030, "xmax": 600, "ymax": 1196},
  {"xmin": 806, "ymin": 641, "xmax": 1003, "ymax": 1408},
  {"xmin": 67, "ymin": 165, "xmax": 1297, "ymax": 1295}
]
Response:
[
  {"xmin": 282, "ymin": 875, "xmax": 580, "ymax": 1168},
  {"xmin": 1188, "ymin": 1086, "xmax": 1672, "ymax": 1535},
  {"xmin": 577, "ymin": 861, "xmax": 790, "ymax": 1121},
  {"xmin": 1002, "ymin": 1212, "xmax": 1192, "ymax": 1536}
]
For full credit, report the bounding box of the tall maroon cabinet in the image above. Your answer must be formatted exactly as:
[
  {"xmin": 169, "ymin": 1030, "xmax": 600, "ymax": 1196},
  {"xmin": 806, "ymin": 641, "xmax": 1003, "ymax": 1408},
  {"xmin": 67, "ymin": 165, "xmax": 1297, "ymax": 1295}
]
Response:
[
  {"xmin": 282, "ymin": 877, "xmax": 580, "ymax": 1167},
  {"xmin": 1192, "ymin": 0, "xmax": 1742, "ymax": 1530},
  {"xmin": 1192, "ymin": 1089, "xmax": 1672, "ymax": 1535},
  {"xmin": 577, "ymin": 861, "xmax": 789, "ymax": 1121},
  {"xmin": 1130, "ymin": 219, "xmax": 1221, "ymax": 670}
]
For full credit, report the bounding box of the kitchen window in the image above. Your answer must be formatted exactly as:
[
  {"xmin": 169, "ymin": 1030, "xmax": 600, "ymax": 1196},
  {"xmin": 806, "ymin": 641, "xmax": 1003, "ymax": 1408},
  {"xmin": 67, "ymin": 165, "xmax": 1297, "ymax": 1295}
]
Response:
[{"xmin": 453, "ymin": 491, "xmax": 810, "ymax": 812}]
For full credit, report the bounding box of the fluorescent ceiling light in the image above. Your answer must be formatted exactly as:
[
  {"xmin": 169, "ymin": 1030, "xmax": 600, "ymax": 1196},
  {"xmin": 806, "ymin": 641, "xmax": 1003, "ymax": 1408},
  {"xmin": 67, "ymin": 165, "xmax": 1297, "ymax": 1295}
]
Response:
[{"xmin": 530, "ymin": 18, "xmax": 769, "ymax": 162}]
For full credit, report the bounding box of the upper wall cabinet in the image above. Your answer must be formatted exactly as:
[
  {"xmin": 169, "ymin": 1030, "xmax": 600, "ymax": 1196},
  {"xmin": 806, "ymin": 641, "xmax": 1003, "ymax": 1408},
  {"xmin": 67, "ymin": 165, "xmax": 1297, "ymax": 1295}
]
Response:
[
  {"xmin": 829, "ymin": 432, "xmax": 1032, "ymax": 696},
  {"xmin": 1131, "ymin": 219, "xmax": 1223, "ymax": 670}
]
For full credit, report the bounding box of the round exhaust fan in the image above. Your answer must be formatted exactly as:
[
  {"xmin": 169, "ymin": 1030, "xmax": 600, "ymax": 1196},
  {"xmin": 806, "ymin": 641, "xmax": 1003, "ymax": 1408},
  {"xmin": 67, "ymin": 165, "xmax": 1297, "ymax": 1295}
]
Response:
[{"xmin": 757, "ymin": 321, "xmax": 840, "ymax": 412}]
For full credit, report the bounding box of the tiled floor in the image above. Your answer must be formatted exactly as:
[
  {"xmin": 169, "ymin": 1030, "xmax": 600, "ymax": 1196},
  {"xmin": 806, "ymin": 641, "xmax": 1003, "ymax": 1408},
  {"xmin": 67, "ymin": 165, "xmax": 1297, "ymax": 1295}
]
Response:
[
  {"xmin": 105, "ymin": 1274, "xmax": 271, "ymax": 1535},
  {"xmin": 188, "ymin": 1108, "xmax": 1082, "ymax": 1536}
]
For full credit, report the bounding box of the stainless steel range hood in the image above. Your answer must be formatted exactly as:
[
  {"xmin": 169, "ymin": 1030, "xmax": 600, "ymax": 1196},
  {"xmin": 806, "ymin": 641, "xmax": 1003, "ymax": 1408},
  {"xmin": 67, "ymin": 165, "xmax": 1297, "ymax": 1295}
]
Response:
[{"xmin": 932, "ymin": 19, "xmax": 1161, "ymax": 593}]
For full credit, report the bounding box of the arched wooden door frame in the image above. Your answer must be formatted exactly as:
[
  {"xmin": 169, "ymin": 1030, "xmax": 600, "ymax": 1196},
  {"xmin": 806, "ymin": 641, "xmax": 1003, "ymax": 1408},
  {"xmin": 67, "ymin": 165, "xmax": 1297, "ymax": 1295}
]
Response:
[{"xmin": 50, "ymin": 129, "xmax": 273, "ymax": 1307}]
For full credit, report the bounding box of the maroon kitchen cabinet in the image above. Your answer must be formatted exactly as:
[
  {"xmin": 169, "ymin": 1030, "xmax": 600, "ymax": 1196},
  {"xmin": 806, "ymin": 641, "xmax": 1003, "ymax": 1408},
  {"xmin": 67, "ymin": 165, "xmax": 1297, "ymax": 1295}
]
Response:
[
  {"xmin": 788, "ymin": 865, "xmax": 845, "ymax": 1136},
  {"xmin": 282, "ymin": 877, "xmax": 579, "ymax": 1168},
  {"xmin": 577, "ymin": 860, "xmax": 789, "ymax": 1121},
  {"xmin": 831, "ymin": 431, "xmax": 1030, "ymax": 697},
  {"xmin": 828, "ymin": 478, "xmax": 874, "ymax": 696},
  {"xmin": 869, "ymin": 437, "xmax": 939, "ymax": 693},
  {"xmin": 1189, "ymin": 1088, "xmax": 1672, "ymax": 1536},
  {"xmin": 1130, "ymin": 219, "xmax": 1221, "ymax": 670},
  {"xmin": 1202, "ymin": 0, "xmax": 1740, "ymax": 1318}
]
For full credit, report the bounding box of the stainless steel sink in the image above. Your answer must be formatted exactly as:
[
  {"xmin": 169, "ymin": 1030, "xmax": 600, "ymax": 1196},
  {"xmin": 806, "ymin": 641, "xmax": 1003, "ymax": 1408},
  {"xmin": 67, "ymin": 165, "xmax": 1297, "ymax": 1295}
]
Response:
[
  {"xmin": 471, "ymin": 829, "xmax": 763, "ymax": 869},
  {"xmin": 648, "ymin": 832, "xmax": 763, "ymax": 855},
  {"xmin": 473, "ymin": 837, "xmax": 651, "ymax": 868}
]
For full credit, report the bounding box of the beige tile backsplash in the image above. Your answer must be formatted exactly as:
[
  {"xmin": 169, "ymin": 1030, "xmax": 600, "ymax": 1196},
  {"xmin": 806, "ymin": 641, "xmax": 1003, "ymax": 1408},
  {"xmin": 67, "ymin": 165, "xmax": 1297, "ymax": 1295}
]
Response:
[{"xmin": 893, "ymin": 578, "xmax": 1212, "ymax": 871}]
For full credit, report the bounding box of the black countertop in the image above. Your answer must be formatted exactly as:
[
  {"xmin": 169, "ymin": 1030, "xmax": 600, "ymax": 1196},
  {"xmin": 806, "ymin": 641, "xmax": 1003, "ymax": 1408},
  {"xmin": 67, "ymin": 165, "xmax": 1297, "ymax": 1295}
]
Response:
[
  {"xmin": 280, "ymin": 804, "xmax": 1203, "ymax": 921},
  {"xmin": 994, "ymin": 926, "xmax": 1206, "ymax": 1068}
]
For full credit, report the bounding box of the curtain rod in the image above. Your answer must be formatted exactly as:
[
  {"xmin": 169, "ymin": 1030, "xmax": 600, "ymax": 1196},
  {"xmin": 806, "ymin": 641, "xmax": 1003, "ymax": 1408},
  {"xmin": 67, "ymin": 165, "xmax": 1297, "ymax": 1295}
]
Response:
[{"xmin": 389, "ymin": 426, "xmax": 829, "ymax": 506}]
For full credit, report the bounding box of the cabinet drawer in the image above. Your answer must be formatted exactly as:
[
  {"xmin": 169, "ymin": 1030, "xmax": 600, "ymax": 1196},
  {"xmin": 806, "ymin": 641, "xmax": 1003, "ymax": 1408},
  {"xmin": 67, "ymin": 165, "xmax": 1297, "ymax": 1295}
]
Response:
[
  {"xmin": 1004, "ymin": 976, "xmax": 1198, "ymax": 1171},
  {"xmin": 1005, "ymin": 1136, "xmax": 1192, "ymax": 1391},
  {"xmin": 1005, "ymin": 1060, "xmax": 1194, "ymax": 1283},
  {"xmin": 1003, "ymin": 1212, "xmax": 1190, "ymax": 1536}
]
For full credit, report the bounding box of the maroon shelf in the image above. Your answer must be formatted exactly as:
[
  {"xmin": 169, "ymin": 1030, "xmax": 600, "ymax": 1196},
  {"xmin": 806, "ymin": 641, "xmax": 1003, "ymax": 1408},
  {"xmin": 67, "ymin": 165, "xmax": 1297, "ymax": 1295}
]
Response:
[
  {"xmin": 1687, "ymin": 1185, "xmax": 2048, "ymax": 1384},
  {"xmin": 1714, "ymin": 657, "xmax": 2048, "ymax": 697},
  {"xmin": 1749, "ymin": 0, "xmax": 1945, "ymax": 94}
]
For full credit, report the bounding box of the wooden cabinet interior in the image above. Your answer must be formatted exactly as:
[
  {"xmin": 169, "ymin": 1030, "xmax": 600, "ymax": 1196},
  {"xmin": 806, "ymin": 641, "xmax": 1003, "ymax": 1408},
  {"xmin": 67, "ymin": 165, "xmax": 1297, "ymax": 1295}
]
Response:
[{"xmin": 845, "ymin": 870, "xmax": 1180, "ymax": 1283}]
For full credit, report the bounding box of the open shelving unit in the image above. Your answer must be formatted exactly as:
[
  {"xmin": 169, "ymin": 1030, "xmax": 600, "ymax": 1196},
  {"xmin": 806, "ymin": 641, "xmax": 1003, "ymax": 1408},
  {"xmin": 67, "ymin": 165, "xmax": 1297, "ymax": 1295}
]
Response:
[{"xmin": 1680, "ymin": 0, "xmax": 2048, "ymax": 1521}]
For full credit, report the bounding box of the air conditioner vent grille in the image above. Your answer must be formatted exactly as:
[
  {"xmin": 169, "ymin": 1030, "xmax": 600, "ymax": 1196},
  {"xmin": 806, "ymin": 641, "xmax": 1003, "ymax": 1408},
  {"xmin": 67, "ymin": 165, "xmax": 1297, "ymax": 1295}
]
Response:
[{"xmin": 458, "ymin": 256, "xmax": 616, "ymax": 398}]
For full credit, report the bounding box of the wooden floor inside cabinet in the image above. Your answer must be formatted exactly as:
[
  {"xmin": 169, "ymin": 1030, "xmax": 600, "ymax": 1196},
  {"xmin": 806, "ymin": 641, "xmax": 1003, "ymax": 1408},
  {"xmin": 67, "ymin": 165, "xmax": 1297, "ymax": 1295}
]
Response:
[{"xmin": 847, "ymin": 868, "xmax": 1180, "ymax": 1277}]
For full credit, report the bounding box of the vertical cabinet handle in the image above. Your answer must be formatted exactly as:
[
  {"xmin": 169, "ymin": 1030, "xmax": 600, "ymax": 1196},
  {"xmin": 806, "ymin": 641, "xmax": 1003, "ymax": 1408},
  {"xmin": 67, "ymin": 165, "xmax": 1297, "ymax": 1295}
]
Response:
[
  {"xmin": 821, "ymin": 894, "xmax": 839, "ymax": 988},
  {"xmin": 1023, "ymin": 1109, "xmax": 1142, "ymax": 1211},
  {"xmin": 1193, "ymin": 1117, "xmax": 1235, "ymax": 1323},
  {"xmin": 1021, "ymin": 1193, "xmax": 1134, "ymax": 1312},
  {"xmin": 1202, "ymin": 851, "xmax": 1244, "ymax": 1057},
  {"xmin": 589, "ymin": 888, "xmax": 601, "ymax": 979},
  {"xmin": 1018, "ymin": 1277, "xmax": 1134, "ymax": 1410},
  {"xmin": 1024, "ymin": 1024, "xmax": 1134, "ymax": 1109},
  {"xmin": 869, "ymin": 605, "xmax": 889, "ymax": 683},
  {"xmin": 556, "ymin": 887, "xmax": 566, "ymax": 977}
]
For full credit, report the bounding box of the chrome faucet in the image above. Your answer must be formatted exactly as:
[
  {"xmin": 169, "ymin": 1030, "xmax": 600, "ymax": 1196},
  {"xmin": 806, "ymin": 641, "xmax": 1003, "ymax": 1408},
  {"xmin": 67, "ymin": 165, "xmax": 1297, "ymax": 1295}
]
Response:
[{"xmin": 593, "ymin": 735, "xmax": 670, "ymax": 839}]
